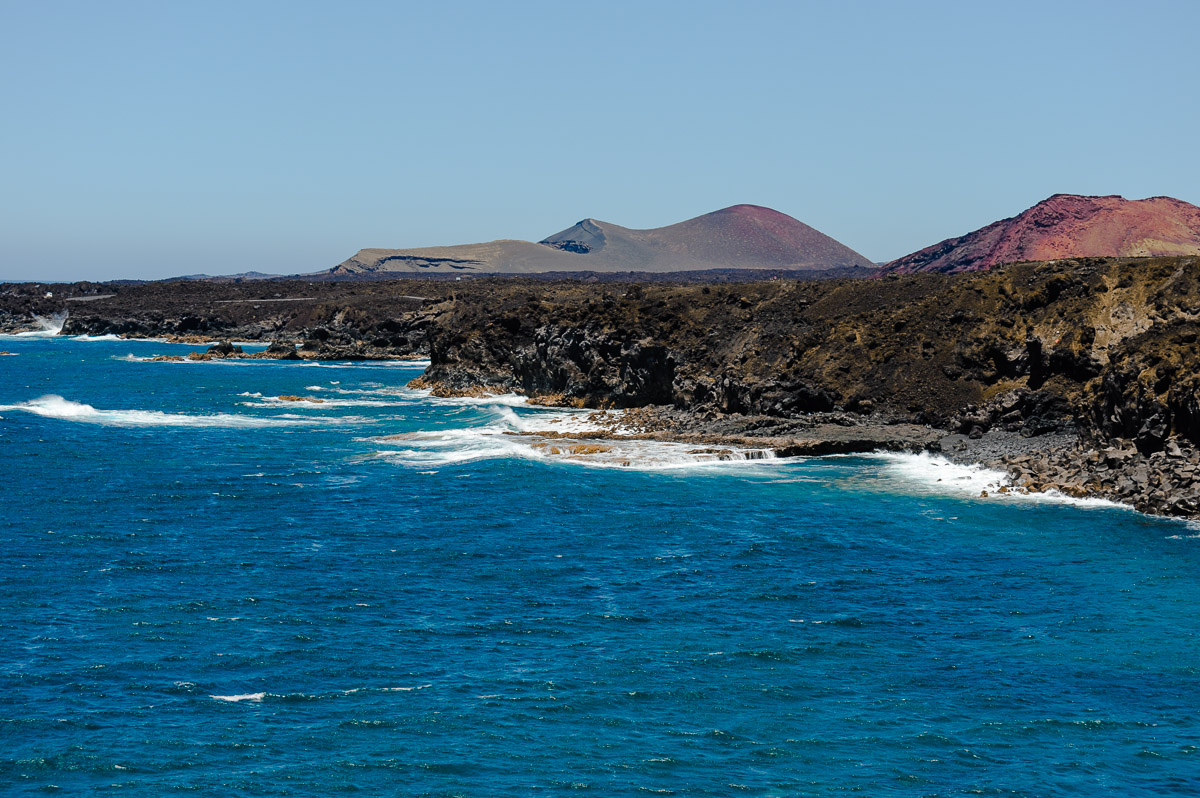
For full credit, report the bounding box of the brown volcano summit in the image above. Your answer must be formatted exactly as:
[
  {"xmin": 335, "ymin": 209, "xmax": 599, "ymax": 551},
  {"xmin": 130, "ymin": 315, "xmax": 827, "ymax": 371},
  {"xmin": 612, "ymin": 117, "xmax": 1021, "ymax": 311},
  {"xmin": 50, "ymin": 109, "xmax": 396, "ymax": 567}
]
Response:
[
  {"xmin": 541, "ymin": 204, "xmax": 872, "ymax": 270},
  {"xmin": 332, "ymin": 204, "xmax": 873, "ymax": 276},
  {"xmin": 883, "ymin": 194, "xmax": 1200, "ymax": 274}
]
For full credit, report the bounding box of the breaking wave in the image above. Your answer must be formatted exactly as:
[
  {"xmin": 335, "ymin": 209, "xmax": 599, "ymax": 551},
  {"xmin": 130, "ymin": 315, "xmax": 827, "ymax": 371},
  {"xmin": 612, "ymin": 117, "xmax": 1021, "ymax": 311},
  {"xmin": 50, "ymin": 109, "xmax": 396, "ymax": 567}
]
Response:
[
  {"xmin": 370, "ymin": 404, "xmax": 780, "ymax": 471},
  {"xmin": 211, "ymin": 684, "xmax": 431, "ymax": 703},
  {"xmin": 0, "ymin": 395, "xmax": 354, "ymax": 428},
  {"xmin": 237, "ymin": 391, "xmax": 410, "ymax": 409},
  {"xmin": 210, "ymin": 692, "xmax": 266, "ymax": 703},
  {"xmin": 871, "ymin": 452, "xmax": 1133, "ymax": 511},
  {"xmin": 2, "ymin": 312, "xmax": 67, "ymax": 338},
  {"xmin": 295, "ymin": 360, "xmax": 431, "ymax": 370},
  {"xmin": 414, "ymin": 389, "xmax": 547, "ymax": 408}
]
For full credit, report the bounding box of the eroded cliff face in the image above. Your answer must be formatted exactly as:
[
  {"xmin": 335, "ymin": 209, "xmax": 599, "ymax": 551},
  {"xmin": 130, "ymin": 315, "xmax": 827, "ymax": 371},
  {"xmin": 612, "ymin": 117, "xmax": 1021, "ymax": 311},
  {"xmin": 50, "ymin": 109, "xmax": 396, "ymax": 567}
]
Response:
[
  {"xmin": 417, "ymin": 257, "xmax": 1200, "ymax": 451},
  {"xmin": 14, "ymin": 260, "xmax": 1200, "ymax": 454}
]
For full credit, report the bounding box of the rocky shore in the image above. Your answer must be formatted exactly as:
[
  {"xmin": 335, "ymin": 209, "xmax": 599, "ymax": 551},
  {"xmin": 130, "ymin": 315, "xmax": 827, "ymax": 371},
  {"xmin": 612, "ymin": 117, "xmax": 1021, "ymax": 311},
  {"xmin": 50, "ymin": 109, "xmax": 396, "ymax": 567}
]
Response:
[
  {"xmin": 0, "ymin": 279, "xmax": 451, "ymax": 358},
  {"xmin": 4, "ymin": 256, "xmax": 1200, "ymax": 519},
  {"xmin": 403, "ymin": 256, "xmax": 1200, "ymax": 518},
  {"xmin": 501, "ymin": 402, "xmax": 1200, "ymax": 517}
]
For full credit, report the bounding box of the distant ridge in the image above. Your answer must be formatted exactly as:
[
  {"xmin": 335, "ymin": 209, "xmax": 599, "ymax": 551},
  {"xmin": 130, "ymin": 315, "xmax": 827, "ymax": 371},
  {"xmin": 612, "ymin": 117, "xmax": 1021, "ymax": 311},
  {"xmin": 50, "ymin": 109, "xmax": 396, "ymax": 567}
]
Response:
[
  {"xmin": 331, "ymin": 205, "xmax": 874, "ymax": 277},
  {"xmin": 882, "ymin": 194, "xmax": 1200, "ymax": 274},
  {"xmin": 170, "ymin": 271, "xmax": 283, "ymax": 282}
]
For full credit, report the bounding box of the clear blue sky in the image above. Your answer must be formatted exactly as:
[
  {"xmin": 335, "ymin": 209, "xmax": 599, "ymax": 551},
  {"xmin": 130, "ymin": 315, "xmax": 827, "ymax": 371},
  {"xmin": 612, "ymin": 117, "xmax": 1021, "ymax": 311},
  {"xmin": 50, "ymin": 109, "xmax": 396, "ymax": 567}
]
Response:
[{"xmin": 2, "ymin": 0, "xmax": 1198, "ymax": 281}]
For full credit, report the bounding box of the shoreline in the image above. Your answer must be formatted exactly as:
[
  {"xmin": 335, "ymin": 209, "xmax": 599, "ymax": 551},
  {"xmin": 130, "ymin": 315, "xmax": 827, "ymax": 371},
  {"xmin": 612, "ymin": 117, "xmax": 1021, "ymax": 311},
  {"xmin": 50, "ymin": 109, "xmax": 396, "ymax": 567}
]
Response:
[
  {"xmin": 5, "ymin": 257, "xmax": 1200, "ymax": 520},
  {"xmin": 497, "ymin": 399, "xmax": 1200, "ymax": 518},
  {"xmin": 3, "ymin": 327, "xmax": 1196, "ymax": 519},
  {"xmin": 4, "ymin": 328, "xmax": 1196, "ymax": 519}
]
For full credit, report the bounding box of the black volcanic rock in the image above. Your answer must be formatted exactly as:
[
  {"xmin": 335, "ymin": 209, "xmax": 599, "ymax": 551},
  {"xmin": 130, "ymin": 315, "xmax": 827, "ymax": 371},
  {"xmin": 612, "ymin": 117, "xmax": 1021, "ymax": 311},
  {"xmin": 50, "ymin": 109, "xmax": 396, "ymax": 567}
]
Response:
[{"xmin": 12, "ymin": 254, "xmax": 1200, "ymax": 516}]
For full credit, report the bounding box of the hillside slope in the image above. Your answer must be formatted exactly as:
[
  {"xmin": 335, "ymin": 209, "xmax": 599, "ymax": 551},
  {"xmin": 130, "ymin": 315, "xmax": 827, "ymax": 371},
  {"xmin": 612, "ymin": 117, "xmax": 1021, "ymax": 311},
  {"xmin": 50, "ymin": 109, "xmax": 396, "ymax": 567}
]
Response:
[
  {"xmin": 883, "ymin": 194, "xmax": 1200, "ymax": 274},
  {"xmin": 331, "ymin": 204, "xmax": 873, "ymax": 276}
]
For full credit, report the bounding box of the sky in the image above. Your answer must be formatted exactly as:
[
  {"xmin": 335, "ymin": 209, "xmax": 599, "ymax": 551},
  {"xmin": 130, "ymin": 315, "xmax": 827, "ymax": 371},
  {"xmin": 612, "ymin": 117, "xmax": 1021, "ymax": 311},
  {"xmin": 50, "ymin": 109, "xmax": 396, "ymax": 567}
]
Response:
[{"xmin": 2, "ymin": 0, "xmax": 1198, "ymax": 282}]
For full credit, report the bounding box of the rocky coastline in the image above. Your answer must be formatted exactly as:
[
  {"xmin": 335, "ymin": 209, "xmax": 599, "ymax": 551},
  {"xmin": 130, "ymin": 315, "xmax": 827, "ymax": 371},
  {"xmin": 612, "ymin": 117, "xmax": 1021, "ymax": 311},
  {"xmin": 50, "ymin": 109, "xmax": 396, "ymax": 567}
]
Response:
[{"xmin": 4, "ymin": 256, "xmax": 1200, "ymax": 519}]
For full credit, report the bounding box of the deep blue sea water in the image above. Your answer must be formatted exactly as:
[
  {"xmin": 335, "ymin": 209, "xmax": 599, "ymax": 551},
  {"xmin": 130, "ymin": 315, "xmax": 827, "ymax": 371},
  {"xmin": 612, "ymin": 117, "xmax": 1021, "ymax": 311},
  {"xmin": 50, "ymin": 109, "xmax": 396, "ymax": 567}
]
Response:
[{"xmin": 3, "ymin": 334, "xmax": 1200, "ymax": 796}]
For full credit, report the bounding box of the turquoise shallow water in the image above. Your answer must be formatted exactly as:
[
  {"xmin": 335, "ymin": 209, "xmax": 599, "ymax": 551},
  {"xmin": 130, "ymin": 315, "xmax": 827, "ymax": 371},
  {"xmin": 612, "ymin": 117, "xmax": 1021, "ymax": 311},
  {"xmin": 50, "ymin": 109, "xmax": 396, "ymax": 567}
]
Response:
[{"xmin": 2, "ymin": 336, "xmax": 1200, "ymax": 796}]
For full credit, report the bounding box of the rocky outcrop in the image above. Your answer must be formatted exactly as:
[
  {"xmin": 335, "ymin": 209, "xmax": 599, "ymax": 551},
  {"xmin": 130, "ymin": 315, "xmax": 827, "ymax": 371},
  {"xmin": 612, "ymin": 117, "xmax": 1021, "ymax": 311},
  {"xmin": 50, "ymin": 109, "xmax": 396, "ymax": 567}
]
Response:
[
  {"xmin": 418, "ymin": 257, "xmax": 1198, "ymax": 425},
  {"xmin": 883, "ymin": 194, "xmax": 1200, "ymax": 275},
  {"xmin": 184, "ymin": 339, "xmax": 419, "ymax": 362},
  {"xmin": 30, "ymin": 279, "xmax": 446, "ymax": 355},
  {"xmin": 1001, "ymin": 439, "xmax": 1200, "ymax": 516},
  {"xmin": 412, "ymin": 256, "xmax": 1200, "ymax": 517},
  {"xmin": 9, "ymin": 257, "xmax": 1200, "ymax": 517}
]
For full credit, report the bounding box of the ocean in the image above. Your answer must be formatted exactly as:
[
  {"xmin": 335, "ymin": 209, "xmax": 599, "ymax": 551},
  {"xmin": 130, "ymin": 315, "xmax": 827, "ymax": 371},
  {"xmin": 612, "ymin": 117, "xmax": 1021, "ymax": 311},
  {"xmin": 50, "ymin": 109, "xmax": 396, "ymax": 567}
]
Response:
[{"xmin": 2, "ymin": 333, "xmax": 1199, "ymax": 796}]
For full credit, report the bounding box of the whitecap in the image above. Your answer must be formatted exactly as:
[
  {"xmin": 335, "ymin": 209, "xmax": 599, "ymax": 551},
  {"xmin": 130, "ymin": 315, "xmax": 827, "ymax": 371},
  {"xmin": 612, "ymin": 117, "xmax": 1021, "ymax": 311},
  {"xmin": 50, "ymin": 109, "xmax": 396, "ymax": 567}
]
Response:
[
  {"xmin": 0, "ymin": 395, "xmax": 350, "ymax": 428},
  {"xmin": 343, "ymin": 684, "xmax": 432, "ymax": 694},
  {"xmin": 210, "ymin": 692, "xmax": 265, "ymax": 702},
  {"xmin": 72, "ymin": 334, "xmax": 123, "ymax": 342},
  {"xmin": 238, "ymin": 393, "xmax": 410, "ymax": 409}
]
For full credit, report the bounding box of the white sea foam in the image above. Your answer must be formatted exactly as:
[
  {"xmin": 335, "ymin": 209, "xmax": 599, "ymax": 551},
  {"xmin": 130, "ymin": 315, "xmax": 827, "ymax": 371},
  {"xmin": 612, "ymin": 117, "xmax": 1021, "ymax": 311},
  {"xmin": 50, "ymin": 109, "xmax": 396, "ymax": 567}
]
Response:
[
  {"xmin": 302, "ymin": 385, "xmax": 575, "ymax": 416},
  {"xmin": 295, "ymin": 361, "xmax": 429, "ymax": 370},
  {"xmin": 872, "ymin": 452, "xmax": 1011, "ymax": 495},
  {"xmin": 210, "ymin": 692, "xmax": 265, "ymax": 702},
  {"xmin": 1166, "ymin": 519, "xmax": 1200, "ymax": 538},
  {"xmin": 0, "ymin": 395, "xmax": 347, "ymax": 428},
  {"xmin": 421, "ymin": 390, "xmax": 544, "ymax": 408},
  {"xmin": 870, "ymin": 452, "xmax": 1133, "ymax": 511},
  {"xmin": 72, "ymin": 334, "xmax": 123, "ymax": 342},
  {"xmin": 307, "ymin": 384, "xmax": 400, "ymax": 395},
  {"xmin": 115, "ymin": 354, "xmax": 224, "ymax": 364},
  {"xmin": 371, "ymin": 405, "xmax": 781, "ymax": 471},
  {"xmin": 237, "ymin": 391, "xmax": 409, "ymax": 409},
  {"xmin": 213, "ymin": 684, "xmax": 430, "ymax": 703},
  {"xmin": 493, "ymin": 405, "xmax": 622, "ymax": 435},
  {"xmin": 281, "ymin": 385, "xmax": 609, "ymax": 420},
  {"xmin": 343, "ymin": 684, "xmax": 432, "ymax": 694},
  {"xmin": 305, "ymin": 384, "xmax": 420, "ymax": 401}
]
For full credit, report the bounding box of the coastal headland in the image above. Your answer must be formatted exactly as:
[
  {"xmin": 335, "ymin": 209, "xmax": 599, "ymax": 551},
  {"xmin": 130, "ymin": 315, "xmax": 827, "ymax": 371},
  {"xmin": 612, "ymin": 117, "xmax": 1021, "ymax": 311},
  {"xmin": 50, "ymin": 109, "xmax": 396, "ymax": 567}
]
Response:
[{"xmin": 5, "ymin": 254, "xmax": 1200, "ymax": 518}]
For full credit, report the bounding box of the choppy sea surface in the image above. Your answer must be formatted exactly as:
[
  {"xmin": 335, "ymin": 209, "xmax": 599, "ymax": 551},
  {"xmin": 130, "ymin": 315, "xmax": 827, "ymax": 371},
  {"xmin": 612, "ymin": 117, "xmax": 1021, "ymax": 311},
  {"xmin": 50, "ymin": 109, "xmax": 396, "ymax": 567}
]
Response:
[{"xmin": 2, "ymin": 333, "xmax": 1200, "ymax": 796}]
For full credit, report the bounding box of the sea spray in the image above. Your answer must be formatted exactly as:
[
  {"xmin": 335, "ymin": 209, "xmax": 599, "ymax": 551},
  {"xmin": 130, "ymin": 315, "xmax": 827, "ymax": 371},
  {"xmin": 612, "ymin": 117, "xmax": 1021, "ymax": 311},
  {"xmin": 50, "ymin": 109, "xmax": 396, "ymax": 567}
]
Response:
[{"xmin": 6, "ymin": 311, "xmax": 67, "ymax": 338}]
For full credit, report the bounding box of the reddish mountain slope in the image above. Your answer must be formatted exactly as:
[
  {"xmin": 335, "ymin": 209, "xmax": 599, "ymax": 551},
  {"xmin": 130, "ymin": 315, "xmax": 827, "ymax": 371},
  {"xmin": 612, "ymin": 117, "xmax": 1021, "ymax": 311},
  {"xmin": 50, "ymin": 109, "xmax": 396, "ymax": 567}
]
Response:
[
  {"xmin": 541, "ymin": 204, "xmax": 873, "ymax": 271},
  {"xmin": 883, "ymin": 194, "xmax": 1200, "ymax": 274},
  {"xmin": 333, "ymin": 205, "xmax": 873, "ymax": 276}
]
